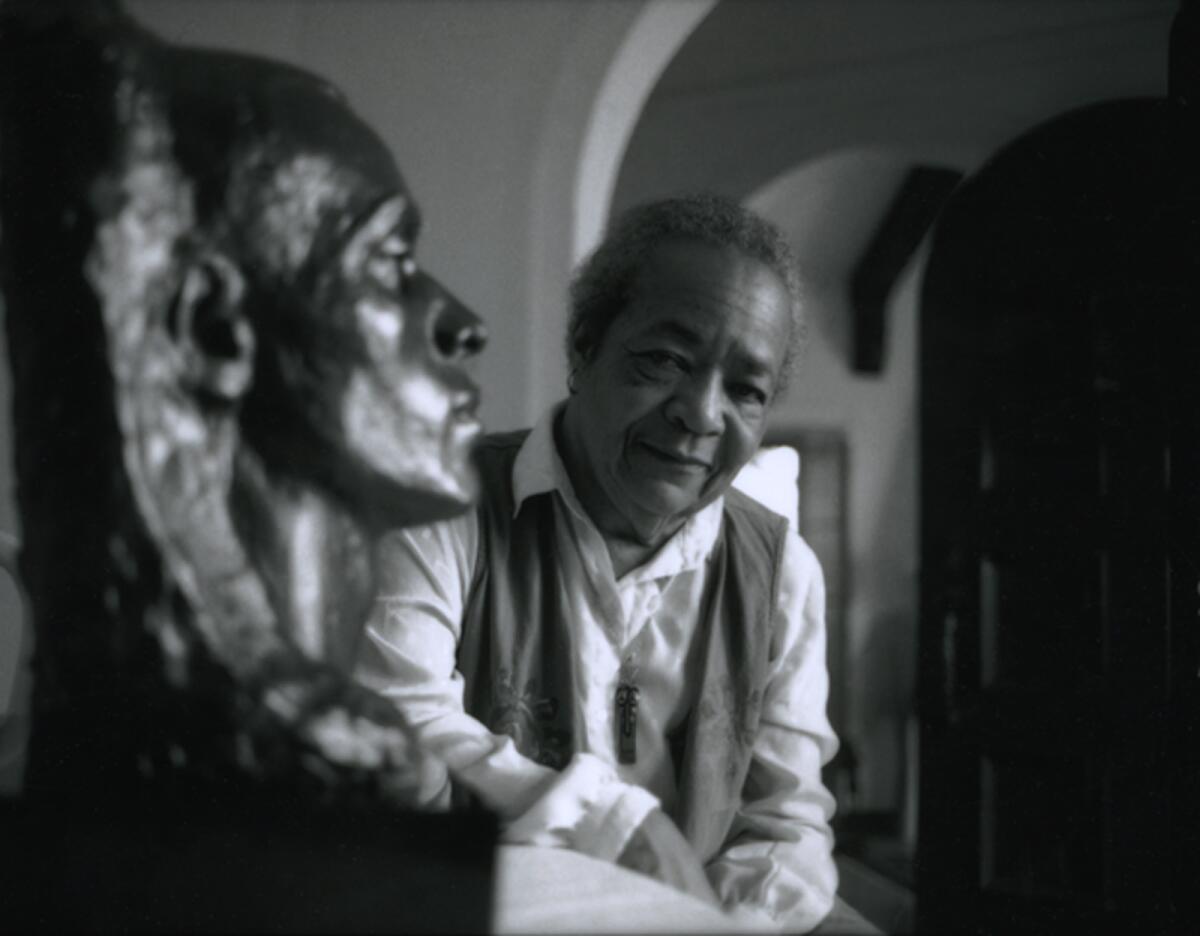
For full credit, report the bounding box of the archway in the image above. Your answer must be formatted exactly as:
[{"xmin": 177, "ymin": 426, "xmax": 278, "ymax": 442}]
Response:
[{"xmin": 525, "ymin": 0, "xmax": 716, "ymax": 417}]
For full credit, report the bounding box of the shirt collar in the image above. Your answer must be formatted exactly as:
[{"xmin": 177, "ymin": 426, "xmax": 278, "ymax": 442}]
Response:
[
  {"xmin": 510, "ymin": 402, "xmax": 725, "ymax": 580},
  {"xmin": 511, "ymin": 403, "xmax": 567, "ymax": 509}
]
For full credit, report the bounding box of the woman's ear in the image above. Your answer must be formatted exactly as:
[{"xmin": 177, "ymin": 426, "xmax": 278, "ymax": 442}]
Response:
[
  {"xmin": 567, "ymin": 338, "xmax": 589, "ymax": 395},
  {"xmin": 171, "ymin": 253, "xmax": 255, "ymax": 403},
  {"xmin": 569, "ymin": 330, "xmax": 596, "ymax": 376}
]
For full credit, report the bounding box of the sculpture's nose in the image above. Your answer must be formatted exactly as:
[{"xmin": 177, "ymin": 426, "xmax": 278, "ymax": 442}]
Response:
[{"xmin": 432, "ymin": 290, "xmax": 487, "ymax": 363}]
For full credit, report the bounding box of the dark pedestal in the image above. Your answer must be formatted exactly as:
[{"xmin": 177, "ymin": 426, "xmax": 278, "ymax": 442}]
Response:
[{"xmin": 0, "ymin": 788, "xmax": 496, "ymax": 932}]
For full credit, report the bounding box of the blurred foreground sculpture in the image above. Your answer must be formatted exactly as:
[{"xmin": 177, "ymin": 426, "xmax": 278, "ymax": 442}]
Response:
[{"xmin": 0, "ymin": 0, "xmax": 486, "ymax": 805}]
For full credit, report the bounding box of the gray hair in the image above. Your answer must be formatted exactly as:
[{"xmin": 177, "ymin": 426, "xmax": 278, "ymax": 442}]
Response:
[{"xmin": 566, "ymin": 192, "xmax": 806, "ymax": 394}]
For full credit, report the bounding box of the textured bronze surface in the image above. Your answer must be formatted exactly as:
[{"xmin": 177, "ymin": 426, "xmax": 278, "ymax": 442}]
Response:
[{"xmin": 0, "ymin": 0, "xmax": 486, "ymax": 805}]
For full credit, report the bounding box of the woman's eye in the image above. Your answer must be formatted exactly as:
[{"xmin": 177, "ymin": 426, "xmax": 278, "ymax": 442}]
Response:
[
  {"xmin": 731, "ymin": 383, "xmax": 768, "ymax": 406},
  {"xmin": 639, "ymin": 350, "xmax": 685, "ymax": 372}
]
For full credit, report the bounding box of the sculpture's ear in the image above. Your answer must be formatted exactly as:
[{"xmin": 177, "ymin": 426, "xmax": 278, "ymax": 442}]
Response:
[{"xmin": 171, "ymin": 253, "xmax": 255, "ymax": 403}]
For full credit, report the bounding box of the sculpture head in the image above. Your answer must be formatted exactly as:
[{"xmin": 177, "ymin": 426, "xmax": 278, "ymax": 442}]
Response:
[
  {"xmin": 0, "ymin": 0, "xmax": 482, "ymax": 797},
  {"xmin": 120, "ymin": 24, "xmax": 486, "ymax": 529}
]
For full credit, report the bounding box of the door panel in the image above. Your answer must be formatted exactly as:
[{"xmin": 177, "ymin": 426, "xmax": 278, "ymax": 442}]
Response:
[{"xmin": 918, "ymin": 99, "xmax": 1199, "ymax": 933}]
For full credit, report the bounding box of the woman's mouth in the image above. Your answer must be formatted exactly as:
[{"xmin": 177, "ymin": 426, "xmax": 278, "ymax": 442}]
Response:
[{"xmin": 638, "ymin": 440, "xmax": 710, "ymax": 472}]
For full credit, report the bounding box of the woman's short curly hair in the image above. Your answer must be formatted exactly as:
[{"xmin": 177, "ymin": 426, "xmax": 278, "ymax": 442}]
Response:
[{"xmin": 566, "ymin": 192, "xmax": 806, "ymax": 394}]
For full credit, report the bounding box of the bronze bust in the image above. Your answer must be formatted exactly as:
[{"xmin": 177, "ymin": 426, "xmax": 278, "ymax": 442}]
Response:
[{"xmin": 0, "ymin": 0, "xmax": 486, "ymax": 806}]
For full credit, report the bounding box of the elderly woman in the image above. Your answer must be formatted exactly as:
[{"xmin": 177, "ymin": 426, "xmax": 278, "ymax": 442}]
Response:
[{"xmin": 356, "ymin": 194, "xmax": 839, "ymax": 931}]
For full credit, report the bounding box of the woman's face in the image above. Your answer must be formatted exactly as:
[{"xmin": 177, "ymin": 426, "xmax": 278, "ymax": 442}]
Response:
[{"xmin": 567, "ymin": 240, "xmax": 792, "ymax": 538}]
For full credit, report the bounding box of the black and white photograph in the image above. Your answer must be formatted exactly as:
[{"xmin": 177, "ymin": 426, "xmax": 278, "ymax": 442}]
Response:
[{"xmin": 1, "ymin": 1, "xmax": 1196, "ymax": 932}]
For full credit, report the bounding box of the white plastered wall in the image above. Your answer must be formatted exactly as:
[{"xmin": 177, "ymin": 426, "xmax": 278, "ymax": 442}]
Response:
[{"xmin": 748, "ymin": 153, "xmax": 931, "ymax": 812}]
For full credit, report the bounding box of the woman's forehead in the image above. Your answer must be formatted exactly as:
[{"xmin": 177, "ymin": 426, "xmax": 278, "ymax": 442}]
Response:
[
  {"xmin": 618, "ymin": 273, "xmax": 791, "ymax": 377},
  {"xmin": 627, "ymin": 243, "xmax": 791, "ymax": 329}
]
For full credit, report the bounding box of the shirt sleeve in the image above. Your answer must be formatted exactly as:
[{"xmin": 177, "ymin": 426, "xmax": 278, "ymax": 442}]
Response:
[
  {"xmin": 354, "ymin": 516, "xmax": 658, "ymax": 860},
  {"xmin": 705, "ymin": 531, "xmax": 840, "ymax": 933}
]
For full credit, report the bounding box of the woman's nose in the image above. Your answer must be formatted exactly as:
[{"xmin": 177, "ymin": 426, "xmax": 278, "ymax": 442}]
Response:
[
  {"xmin": 669, "ymin": 371, "xmax": 723, "ymax": 435},
  {"xmin": 431, "ymin": 287, "xmax": 487, "ymax": 362}
]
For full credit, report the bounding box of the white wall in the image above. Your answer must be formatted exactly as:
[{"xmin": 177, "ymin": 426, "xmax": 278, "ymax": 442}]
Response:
[{"xmin": 750, "ymin": 152, "xmax": 926, "ymax": 812}]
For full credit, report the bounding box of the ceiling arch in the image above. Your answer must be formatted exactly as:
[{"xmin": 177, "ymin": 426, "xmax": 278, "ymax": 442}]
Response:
[
  {"xmin": 613, "ymin": 0, "xmax": 1175, "ymax": 215},
  {"xmin": 571, "ymin": 0, "xmax": 716, "ymax": 261}
]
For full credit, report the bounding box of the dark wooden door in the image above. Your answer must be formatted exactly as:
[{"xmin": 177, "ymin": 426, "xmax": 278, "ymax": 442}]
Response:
[{"xmin": 917, "ymin": 99, "xmax": 1200, "ymax": 934}]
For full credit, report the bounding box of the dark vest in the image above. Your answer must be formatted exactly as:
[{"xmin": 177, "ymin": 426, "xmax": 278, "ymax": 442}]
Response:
[{"xmin": 456, "ymin": 430, "xmax": 788, "ymax": 861}]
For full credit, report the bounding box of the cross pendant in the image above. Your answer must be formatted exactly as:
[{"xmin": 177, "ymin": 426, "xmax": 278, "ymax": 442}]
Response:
[{"xmin": 615, "ymin": 682, "xmax": 639, "ymax": 765}]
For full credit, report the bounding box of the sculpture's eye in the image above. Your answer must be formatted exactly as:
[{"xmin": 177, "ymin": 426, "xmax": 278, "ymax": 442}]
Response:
[{"xmin": 367, "ymin": 234, "xmax": 417, "ymax": 292}]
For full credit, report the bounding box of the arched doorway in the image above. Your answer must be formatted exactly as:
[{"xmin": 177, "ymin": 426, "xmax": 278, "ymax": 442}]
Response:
[{"xmin": 526, "ymin": 0, "xmax": 715, "ymax": 417}]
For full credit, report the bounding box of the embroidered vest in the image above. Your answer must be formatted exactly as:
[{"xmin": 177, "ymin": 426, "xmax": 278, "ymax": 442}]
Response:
[{"xmin": 456, "ymin": 430, "xmax": 787, "ymax": 862}]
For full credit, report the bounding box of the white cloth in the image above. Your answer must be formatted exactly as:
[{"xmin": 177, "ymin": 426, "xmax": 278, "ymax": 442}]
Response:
[{"xmin": 355, "ymin": 406, "xmax": 840, "ymax": 931}]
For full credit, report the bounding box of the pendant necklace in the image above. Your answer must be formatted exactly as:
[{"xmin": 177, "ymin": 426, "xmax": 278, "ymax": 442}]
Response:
[{"xmin": 615, "ymin": 653, "xmax": 640, "ymax": 765}]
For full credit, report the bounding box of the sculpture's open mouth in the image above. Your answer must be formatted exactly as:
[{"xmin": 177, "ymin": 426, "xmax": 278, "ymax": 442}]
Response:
[
  {"xmin": 450, "ymin": 384, "xmax": 483, "ymax": 441},
  {"xmin": 452, "ymin": 384, "xmax": 481, "ymax": 419}
]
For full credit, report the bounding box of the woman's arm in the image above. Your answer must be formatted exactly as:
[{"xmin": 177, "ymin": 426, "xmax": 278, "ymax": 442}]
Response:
[
  {"xmin": 355, "ymin": 520, "xmax": 659, "ymax": 859},
  {"xmin": 705, "ymin": 533, "xmax": 840, "ymax": 933}
]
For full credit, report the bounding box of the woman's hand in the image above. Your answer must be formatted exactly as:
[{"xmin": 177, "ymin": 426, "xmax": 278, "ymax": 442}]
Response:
[{"xmin": 616, "ymin": 808, "xmax": 722, "ymax": 908}]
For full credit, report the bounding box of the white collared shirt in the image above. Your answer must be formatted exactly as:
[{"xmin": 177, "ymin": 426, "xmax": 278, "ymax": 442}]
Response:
[{"xmin": 356, "ymin": 405, "xmax": 839, "ymax": 931}]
